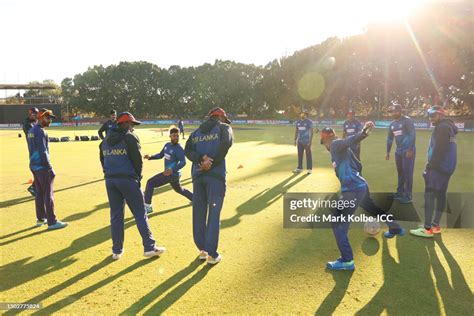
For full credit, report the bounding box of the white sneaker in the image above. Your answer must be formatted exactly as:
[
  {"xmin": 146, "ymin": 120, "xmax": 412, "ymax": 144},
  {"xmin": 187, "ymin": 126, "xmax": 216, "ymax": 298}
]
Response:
[
  {"xmin": 292, "ymin": 168, "xmax": 303, "ymax": 174},
  {"xmin": 307, "ymin": 169, "xmax": 312, "ymax": 174},
  {"xmin": 207, "ymin": 254, "xmax": 222, "ymax": 265},
  {"xmin": 199, "ymin": 250, "xmax": 208, "ymax": 260},
  {"xmin": 144, "ymin": 246, "xmax": 166, "ymax": 258},
  {"xmin": 112, "ymin": 251, "xmax": 123, "ymax": 260},
  {"xmin": 145, "ymin": 204, "xmax": 153, "ymax": 214}
]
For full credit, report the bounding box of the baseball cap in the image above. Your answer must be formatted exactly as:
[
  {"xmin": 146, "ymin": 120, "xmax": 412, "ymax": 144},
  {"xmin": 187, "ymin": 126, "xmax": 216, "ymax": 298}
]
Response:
[
  {"xmin": 38, "ymin": 108, "xmax": 56, "ymax": 118},
  {"xmin": 29, "ymin": 107, "xmax": 39, "ymax": 115},
  {"xmin": 117, "ymin": 112, "xmax": 141, "ymax": 125},
  {"xmin": 320, "ymin": 127, "xmax": 336, "ymax": 144},
  {"xmin": 347, "ymin": 109, "xmax": 355, "ymax": 115},
  {"xmin": 388, "ymin": 103, "xmax": 402, "ymax": 112},
  {"xmin": 208, "ymin": 107, "xmax": 231, "ymax": 124},
  {"xmin": 427, "ymin": 105, "xmax": 446, "ymax": 117},
  {"xmin": 110, "ymin": 109, "xmax": 117, "ymax": 115}
]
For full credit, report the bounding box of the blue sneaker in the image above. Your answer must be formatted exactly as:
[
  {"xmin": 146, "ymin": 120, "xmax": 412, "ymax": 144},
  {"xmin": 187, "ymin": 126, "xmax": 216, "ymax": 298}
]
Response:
[
  {"xmin": 48, "ymin": 221, "xmax": 68, "ymax": 230},
  {"xmin": 384, "ymin": 228, "xmax": 406, "ymax": 239},
  {"xmin": 35, "ymin": 218, "xmax": 47, "ymax": 227},
  {"xmin": 326, "ymin": 258, "xmax": 355, "ymax": 271},
  {"xmin": 398, "ymin": 196, "xmax": 412, "ymax": 204},
  {"xmin": 387, "ymin": 192, "xmax": 402, "ymax": 200}
]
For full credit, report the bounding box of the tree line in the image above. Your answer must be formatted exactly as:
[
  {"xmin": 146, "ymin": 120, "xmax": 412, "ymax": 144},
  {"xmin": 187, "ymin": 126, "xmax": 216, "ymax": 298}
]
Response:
[{"xmin": 20, "ymin": 1, "xmax": 474, "ymax": 119}]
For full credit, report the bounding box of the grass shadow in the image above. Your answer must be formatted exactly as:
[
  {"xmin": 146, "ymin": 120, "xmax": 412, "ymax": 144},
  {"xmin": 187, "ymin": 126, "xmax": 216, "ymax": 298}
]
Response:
[
  {"xmin": 315, "ymin": 270, "xmax": 354, "ymax": 315},
  {"xmin": 120, "ymin": 259, "xmax": 203, "ymax": 315},
  {"xmin": 221, "ymin": 174, "xmax": 309, "ymax": 229}
]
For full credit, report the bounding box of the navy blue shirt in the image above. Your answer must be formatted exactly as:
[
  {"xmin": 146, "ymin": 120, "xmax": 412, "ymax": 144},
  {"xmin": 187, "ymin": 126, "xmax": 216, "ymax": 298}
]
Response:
[
  {"xmin": 296, "ymin": 119, "xmax": 313, "ymax": 145},
  {"xmin": 178, "ymin": 120, "xmax": 184, "ymax": 131},
  {"xmin": 98, "ymin": 120, "xmax": 117, "ymax": 140},
  {"xmin": 149, "ymin": 142, "xmax": 186, "ymax": 177},
  {"xmin": 343, "ymin": 119, "xmax": 362, "ymax": 138},
  {"xmin": 387, "ymin": 116, "xmax": 416, "ymax": 154},
  {"xmin": 27, "ymin": 124, "xmax": 52, "ymax": 171},
  {"xmin": 427, "ymin": 119, "xmax": 458, "ymax": 175},
  {"xmin": 331, "ymin": 132, "xmax": 368, "ymax": 192}
]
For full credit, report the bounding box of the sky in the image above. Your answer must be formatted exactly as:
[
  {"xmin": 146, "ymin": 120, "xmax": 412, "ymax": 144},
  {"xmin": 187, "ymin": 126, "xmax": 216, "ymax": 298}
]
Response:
[{"xmin": 0, "ymin": 0, "xmax": 427, "ymax": 88}]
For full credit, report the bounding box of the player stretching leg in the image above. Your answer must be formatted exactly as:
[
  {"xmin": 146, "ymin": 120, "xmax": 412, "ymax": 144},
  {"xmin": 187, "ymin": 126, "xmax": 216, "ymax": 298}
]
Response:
[
  {"xmin": 143, "ymin": 128, "xmax": 192, "ymax": 214},
  {"xmin": 320, "ymin": 122, "xmax": 405, "ymax": 271}
]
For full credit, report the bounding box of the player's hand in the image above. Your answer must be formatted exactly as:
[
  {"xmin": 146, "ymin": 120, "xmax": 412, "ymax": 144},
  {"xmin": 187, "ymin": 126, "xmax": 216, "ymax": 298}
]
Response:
[
  {"xmin": 385, "ymin": 153, "xmax": 390, "ymax": 160},
  {"xmin": 144, "ymin": 154, "xmax": 151, "ymax": 160},
  {"xmin": 163, "ymin": 169, "xmax": 173, "ymax": 176},
  {"xmin": 406, "ymin": 150, "xmax": 414, "ymax": 159},
  {"xmin": 199, "ymin": 155, "xmax": 213, "ymax": 171},
  {"xmin": 363, "ymin": 121, "xmax": 375, "ymax": 135}
]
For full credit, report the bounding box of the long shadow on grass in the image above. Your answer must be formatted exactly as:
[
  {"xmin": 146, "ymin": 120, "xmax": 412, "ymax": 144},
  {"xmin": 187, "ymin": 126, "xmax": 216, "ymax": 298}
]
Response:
[
  {"xmin": 56, "ymin": 177, "xmax": 191, "ymax": 223},
  {"xmin": 120, "ymin": 259, "xmax": 206, "ymax": 315},
  {"xmin": 354, "ymin": 237, "xmax": 440, "ymax": 315},
  {"xmin": 0, "ymin": 179, "xmax": 104, "ymax": 209},
  {"xmin": 221, "ymin": 174, "xmax": 309, "ymax": 229},
  {"xmin": 426, "ymin": 235, "xmax": 473, "ymax": 315},
  {"xmin": 315, "ymin": 270, "xmax": 353, "ymax": 315},
  {"xmin": 143, "ymin": 265, "xmax": 214, "ymax": 315},
  {"xmin": 31, "ymin": 258, "xmax": 156, "ymax": 315},
  {"xmin": 0, "ymin": 204, "xmax": 188, "ymax": 292}
]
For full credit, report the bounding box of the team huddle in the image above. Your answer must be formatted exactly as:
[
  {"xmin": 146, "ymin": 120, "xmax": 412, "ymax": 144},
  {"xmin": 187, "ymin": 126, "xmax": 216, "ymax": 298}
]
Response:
[{"xmin": 24, "ymin": 103, "xmax": 456, "ymax": 269}]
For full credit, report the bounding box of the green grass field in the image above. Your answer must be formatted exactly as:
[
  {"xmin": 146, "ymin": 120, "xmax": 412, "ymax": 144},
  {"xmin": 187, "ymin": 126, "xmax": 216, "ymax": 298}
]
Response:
[{"xmin": 1, "ymin": 125, "xmax": 473, "ymax": 315}]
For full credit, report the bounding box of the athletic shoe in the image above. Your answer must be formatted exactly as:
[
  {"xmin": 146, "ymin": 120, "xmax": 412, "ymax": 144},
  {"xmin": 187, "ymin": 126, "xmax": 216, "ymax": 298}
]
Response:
[
  {"xmin": 398, "ymin": 196, "xmax": 412, "ymax": 204},
  {"xmin": 432, "ymin": 225, "xmax": 441, "ymax": 234},
  {"xmin": 27, "ymin": 185, "xmax": 36, "ymax": 197},
  {"xmin": 207, "ymin": 255, "xmax": 222, "ymax": 265},
  {"xmin": 410, "ymin": 227, "xmax": 433, "ymax": 238},
  {"xmin": 35, "ymin": 218, "xmax": 47, "ymax": 227},
  {"xmin": 199, "ymin": 250, "xmax": 208, "ymax": 260},
  {"xmin": 383, "ymin": 228, "xmax": 406, "ymax": 239},
  {"xmin": 307, "ymin": 169, "xmax": 312, "ymax": 175},
  {"xmin": 326, "ymin": 258, "xmax": 355, "ymax": 271},
  {"xmin": 47, "ymin": 221, "xmax": 68, "ymax": 230},
  {"xmin": 292, "ymin": 168, "xmax": 303, "ymax": 174},
  {"xmin": 386, "ymin": 192, "xmax": 403, "ymax": 200},
  {"xmin": 144, "ymin": 246, "xmax": 166, "ymax": 258},
  {"xmin": 145, "ymin": 204, "xmax": 153, "ymax": 214},
  {"xmin": 112, "ymin": 251, "xmax": 123, "ymax": 260}
]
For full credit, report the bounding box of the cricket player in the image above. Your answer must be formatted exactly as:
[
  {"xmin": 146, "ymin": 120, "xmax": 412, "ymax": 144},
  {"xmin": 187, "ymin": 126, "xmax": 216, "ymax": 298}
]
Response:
[
  {"xmin": 320, "ymin": 123, "xmax": 405, "ymax": 271},
  {"xmin": 143, "ymin": 127, "xmax": 193, "ymax": 214},
  {"xmin": 410, "ymin": 106, "xmax": 458, "ymax": 237},
  {"xmin": 342, "ymin": 109, "xmax": 363, "ymax": 160},
  {"xmin": 293, "ymin": 110, "xmax": 313, "ymax": 174},
  {"xmin": 386, "ymin": 104, "xmax": 416, "ymax": 204},
  {"xmin": 23, "ymin": 107, "xmax": 39, "ymax": 197},
  {"xmin": 100, "ymin": 111, "xmax": 165, "ymax": 260},
  {"xmin": 98, "ymin": 109, "xmax": 118, "ymax": 140},
  {"xmin": 185, "ymin": 107, "xmax": 233, "ymax": 265},
  {"xmin": 27, "ymin": 108, "xmax": 68, "ymax": 230},
  {"xmin": 178, "ymin": 119, "xmax": 185, "ymax": 139}
]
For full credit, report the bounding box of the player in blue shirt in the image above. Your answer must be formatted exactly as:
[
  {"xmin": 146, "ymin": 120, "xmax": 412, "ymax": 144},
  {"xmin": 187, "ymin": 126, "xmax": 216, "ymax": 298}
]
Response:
[
  {"xmin": 410, "ymin": 106, "xmax": 458, "ymax": 237},
  {"xmin": 27, "ymin": 108, "xmax": 68, "ymax": 230},
  {"xmin": 320, "ymin": 123, "xmax": 405, "ymax": 271},
  {"xmin": 293, "ymin": 110, "xmax": 314, "ymax": 174},
  {"xmin": 342, "ymin": 109, "xmax": 363, "ymax": 160},
  {"xmin": 98, "ymin": 110, "xmax": 118, "ymax": 140},
  {"xmin": 143, "ymin": 128, "xmax": 192, "ymax": 214},
  {"xmin": 185, "ymin": 107, "xmax": 233, "ymax": 265},
  {"xmin": 385, "ymin": 104, "xmax": 416, "ymax": 204},
  {"xmin": 177, "ymin": 119, "xmax": 185, "ymax": 139}
]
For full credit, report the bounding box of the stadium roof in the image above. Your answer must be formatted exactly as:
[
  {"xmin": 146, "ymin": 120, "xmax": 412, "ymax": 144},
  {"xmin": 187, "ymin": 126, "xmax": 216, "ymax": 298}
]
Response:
[{"xmin": 0, "ymin": 84, "xmax": 56, "ymax": 90}]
